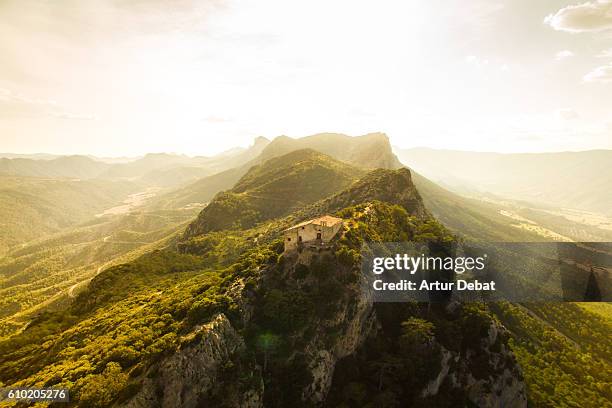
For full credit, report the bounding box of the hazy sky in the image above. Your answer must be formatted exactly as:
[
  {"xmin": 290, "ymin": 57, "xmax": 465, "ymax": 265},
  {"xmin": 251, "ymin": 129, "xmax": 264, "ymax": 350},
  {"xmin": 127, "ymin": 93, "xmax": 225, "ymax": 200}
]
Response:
[{"xmin": 1, "ymin": 0, "xmax": 611, "ymax": 156}]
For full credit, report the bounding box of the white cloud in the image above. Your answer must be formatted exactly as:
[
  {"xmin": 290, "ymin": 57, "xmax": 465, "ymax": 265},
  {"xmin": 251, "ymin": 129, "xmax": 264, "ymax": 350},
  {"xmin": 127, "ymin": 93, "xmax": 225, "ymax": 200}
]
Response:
[
  {"xmin": 52, "ymin": 112, "xmax": 97, "ymax": 120},
  {"xmin": 555, "ymin": 50, "xmax": 575, "ymax": 60},
  {"xmin": 465, "ymin": 55, "xmax": 490, "ymax": 66},
  {"xmin": 556, "ymin": 108, "xmax": 580, "ymax": 120},
  {"xmin": 545, "ymin": 0, "xmax": 612, "ymax": 33},
  {"xmin": 203, "ymin": 115, "xmax": 233, "ymax": 123},
  {"xmin": 0, "ymin": 88, "xmax": 95, "ymax": 119},
  {"xmin": 596, "ymin": 48, "xmax": 612, "ymax": 57},
  {"xmin": 1, "ymin": 1, "xmax": 612, "ymax": 155},
  {"xmin": 0, "ymin": 88, "xmax": 58, "ymax": 108},
  {"xmin": 584, "ymin": 63, "xmax": 612, "ymax": 82},
  {"xmin": 0, "ymin": 88, "xmax": 59, "ymax": 117}
]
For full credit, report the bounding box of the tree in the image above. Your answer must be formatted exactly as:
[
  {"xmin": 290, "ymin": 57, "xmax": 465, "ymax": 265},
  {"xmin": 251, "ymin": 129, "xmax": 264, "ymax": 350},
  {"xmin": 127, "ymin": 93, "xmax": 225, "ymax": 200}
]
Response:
[
  {"xmin": 256, "ymin": 332, "xmax": 281, "ymax": 372},
  {"xmin": 78, "ymin": 362, "xmax": 128, "ymax": 407},
  {"xmin": 400, "ymin": 317, "xmax": 435, "ymax": 351}
]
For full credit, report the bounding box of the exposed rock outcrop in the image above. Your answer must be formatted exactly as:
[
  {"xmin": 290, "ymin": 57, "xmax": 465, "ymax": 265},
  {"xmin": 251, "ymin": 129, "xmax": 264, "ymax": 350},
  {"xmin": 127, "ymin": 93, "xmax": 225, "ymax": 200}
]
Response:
[
  {"xmin": 421, "ymin": 321, "xmax": 527, "ymax": 408},
  {"xmin": 121, "ymin": 314, "xmax": 261, "ymax": 408},
  {"xmin": 301, "ymin": 272, "xmax": 377, "ymax": 403}
]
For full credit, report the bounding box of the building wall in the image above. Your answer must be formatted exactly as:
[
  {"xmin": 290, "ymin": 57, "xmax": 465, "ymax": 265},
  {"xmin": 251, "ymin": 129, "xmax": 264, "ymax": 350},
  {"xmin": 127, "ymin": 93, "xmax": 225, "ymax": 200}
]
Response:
[
  {"xmin": 321, "ymin": 222, "xmax": 342, "ymax": 242},
  {"xmin": 284, "ymin": 221, "xmax": 343, "ymax": 252},
  {"xmin": 284, "ymin": 229, "xmax": 299, "ymax": 251}
]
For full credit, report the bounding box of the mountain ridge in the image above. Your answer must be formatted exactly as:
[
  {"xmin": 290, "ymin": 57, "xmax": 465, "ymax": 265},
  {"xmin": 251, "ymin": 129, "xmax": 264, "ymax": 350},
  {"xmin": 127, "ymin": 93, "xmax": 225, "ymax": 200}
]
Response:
[
  {"xmin": 183, "ymin": 149, "xmax": 365, "ymax": 237},
  {"xmin": 150, "ymin": 132, "xmax": 401, "ymax": 210}
]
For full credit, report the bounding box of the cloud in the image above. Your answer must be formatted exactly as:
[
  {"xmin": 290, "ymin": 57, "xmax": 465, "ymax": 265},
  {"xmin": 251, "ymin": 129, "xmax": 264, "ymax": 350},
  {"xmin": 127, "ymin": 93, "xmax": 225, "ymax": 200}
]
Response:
[
  {"xmin": 348, "ymin": 108, "xmax": 376, "ymax": 118},
  {"xmin": 0, "ymin": 87, "xmax": 95, "ymax": 119},
  {"xmin": 203, "ymin": 115, "xmax": 232, "ymax": 123},
  {"xmin": 52, "ymin": 112, "xmax": 96, "ymax": 120},
  {"xmin": 465, "ymin": 55, "xmax": 489, "ymax": 65},
  {"xmin": 514, "ymin": 134, "xmax": 543, "ymax": 142},
  {"xmin": 555, "ymin": 50, "xmax": 575, "ymax": 60},
  {"xmin": 556, "ymin": 108, "xmax": 580, "ymax": 120},
  {"xmin": 596, "ymin": 47, "xmax": 612, "ymax": 57},
  {"xmin": 544, "ymin": 0, "xmax": 612, "ymax": 33},
  {"xmin": 0, "ymin": 87, "xmax": 58, "ymax": 107},
  {"xmin": 0, "ymin": 87, "xmax": 59, "ymax": 117},
  {"xmin": 583, "ymin": 63, "xmax": 612, "ymax": 82}
]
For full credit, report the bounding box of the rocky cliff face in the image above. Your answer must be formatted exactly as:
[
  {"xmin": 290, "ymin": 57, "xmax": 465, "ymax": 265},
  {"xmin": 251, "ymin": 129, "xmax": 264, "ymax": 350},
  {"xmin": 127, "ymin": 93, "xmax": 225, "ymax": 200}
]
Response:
[
  {"xmin": 321, "ymin": 167, "xmax": 429, "ymax": 219},
  {"xmin": 294, "ymin": 255, "xmax": 377, "ymax": 403},
  {"xmin": 257, "ymin": 132, "xmax": 403, "ymax": 170},
  {"xmin": 120, "ymin": 248, "xmax": 377, "ymax": 407},
  {"xmin": 120, "ymin": 313, "xmax": 261, "ymax": 408},
  {"xmin": 121, "ymin": 247, "xmax": 527, "ymax": 408},
  {"xmin": 421, "ymin": 320, "xmax": 527, "ymax": 408}
]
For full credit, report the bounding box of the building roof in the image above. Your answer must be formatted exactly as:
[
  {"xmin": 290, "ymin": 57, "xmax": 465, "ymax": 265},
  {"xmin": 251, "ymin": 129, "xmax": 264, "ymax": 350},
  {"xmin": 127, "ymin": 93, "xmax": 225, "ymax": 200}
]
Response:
[{"xmin": 283, "ymin": 215, "xmax": 343, "ymax": 232}]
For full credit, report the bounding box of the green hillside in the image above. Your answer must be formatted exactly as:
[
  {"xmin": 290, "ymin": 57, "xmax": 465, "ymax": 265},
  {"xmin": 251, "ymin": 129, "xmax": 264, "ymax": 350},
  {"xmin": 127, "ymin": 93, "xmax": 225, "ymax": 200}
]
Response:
[
  {"xmin": 492, "ymin": 302, "xmax": 611, "ymax": 407},
  {"xmin": 408, "ymin": 173, "xmax": 612, "ymax": 406},
  {"xmin": 0, "ymin": 176, "xmax": 138, "ymax": 254},
  {"xmin": 0, "ymin": 206, "xmax": 199, "ymax": 337},
  {"xmin": 149, "ymin": 166, "xmax": 246, "ymax": 210},
  {"xmin": 149, "ymin": 132, "xmax": 400, "ymax": 211},
  {"xmin": 1, "ymin": 158, "xmax": 495, "ymax": 408},
  {"xmin": 183, "ymin": 149, "xmax": 365, "ymax": 236},
  {"xmin": 0, "ymin": 156, "xmax": 110, "ymax": 179},
  {"xmin": 410, "ymin": 171, "xmax": 541, "ymax": 242}
]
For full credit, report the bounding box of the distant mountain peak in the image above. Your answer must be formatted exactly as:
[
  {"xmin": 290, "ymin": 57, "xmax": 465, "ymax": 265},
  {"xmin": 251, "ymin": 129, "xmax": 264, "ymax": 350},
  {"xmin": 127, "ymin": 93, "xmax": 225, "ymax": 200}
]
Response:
[
  {"xmin": 258, "ymin": 132, "xmax": 403, "ymax": 170},
  {"xmin": 253, "ymin": 136, "xmax": 270, "ymax": 146},
  {"xmin": 143, "ymin": 152, "xmax": 187, "ymax": 159}
]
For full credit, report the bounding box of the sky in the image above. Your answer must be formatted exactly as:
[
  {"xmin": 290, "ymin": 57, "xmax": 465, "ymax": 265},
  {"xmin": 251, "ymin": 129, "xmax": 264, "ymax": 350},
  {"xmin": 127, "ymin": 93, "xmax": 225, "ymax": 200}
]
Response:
[{"xmin": 0, "ymin": 0, "xmax": 611, "ymax": 156}]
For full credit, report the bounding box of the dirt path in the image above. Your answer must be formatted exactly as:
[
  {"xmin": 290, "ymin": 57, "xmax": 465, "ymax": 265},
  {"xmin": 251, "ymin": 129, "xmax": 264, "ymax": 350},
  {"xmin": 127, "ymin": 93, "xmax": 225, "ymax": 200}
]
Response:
[{"xmin": 67, "ymin": 265, "xmax": 104, "ymax": 298}]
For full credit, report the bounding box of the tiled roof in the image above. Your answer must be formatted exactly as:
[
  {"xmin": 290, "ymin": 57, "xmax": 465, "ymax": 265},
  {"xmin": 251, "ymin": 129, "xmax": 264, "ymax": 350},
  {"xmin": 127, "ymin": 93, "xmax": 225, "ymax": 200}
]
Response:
[{"xmin": 283, "ymin": 215, "xmax": 343, "ymax": 231}]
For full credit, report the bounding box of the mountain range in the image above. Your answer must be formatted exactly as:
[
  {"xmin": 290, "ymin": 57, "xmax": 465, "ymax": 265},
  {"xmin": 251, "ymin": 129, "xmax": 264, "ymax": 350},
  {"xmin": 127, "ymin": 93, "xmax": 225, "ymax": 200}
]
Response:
[
  {"xmin": 395, "ymin": 147, "xmax": 612, "ymax": 215},
  {"xmin": 0, "ymin": 133, "xmax": 610, "ymax": 407}
]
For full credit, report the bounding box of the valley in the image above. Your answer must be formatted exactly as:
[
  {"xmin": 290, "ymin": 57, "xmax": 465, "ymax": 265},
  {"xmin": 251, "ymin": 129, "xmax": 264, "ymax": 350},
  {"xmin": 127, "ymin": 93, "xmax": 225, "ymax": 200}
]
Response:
[
  {"xmin": 499, "ymin": 209, "xmax": 573, "ymax": 241},
  {"xmin": 95, "ymin": 188, "xmax": 160, "ymax": 217},
  {"xmin": 474, "ymin": 194, "xmax": 612, "ymax": 243},
  {"xmin": 0, "ymin": 133, "xmax": 609, "ymax": 407}
]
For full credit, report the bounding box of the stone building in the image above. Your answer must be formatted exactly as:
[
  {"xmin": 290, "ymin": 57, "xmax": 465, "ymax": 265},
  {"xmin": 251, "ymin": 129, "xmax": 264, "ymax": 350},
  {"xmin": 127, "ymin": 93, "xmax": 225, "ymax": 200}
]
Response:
[{"xmin": 283, "ymin": 215, "xmax": 343, "ymax": 252}]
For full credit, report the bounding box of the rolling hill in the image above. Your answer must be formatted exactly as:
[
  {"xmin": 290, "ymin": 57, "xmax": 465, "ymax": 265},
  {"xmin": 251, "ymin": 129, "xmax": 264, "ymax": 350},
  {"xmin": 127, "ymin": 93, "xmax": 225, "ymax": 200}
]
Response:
[
  {"xmin": 0, "ymin": 155, "xmax": 111, "ymax": 179},
  {"xmin": 395, "ymin": 147, "xmax": 612, "ymax": 215},
  {"xmin": 0, "ymin": 176, "xmax": 138, "ymax": 254},
  {"xmin": 0, "ymin": 137, "xmax": 271, "ymax": 190},
  {"xmin": 409, "ymin": 171, "xmax": 541, "ymax": 242},
  {"xmin": 183, "ymin": 149, "xmax": 365, "ymax": 236}
]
